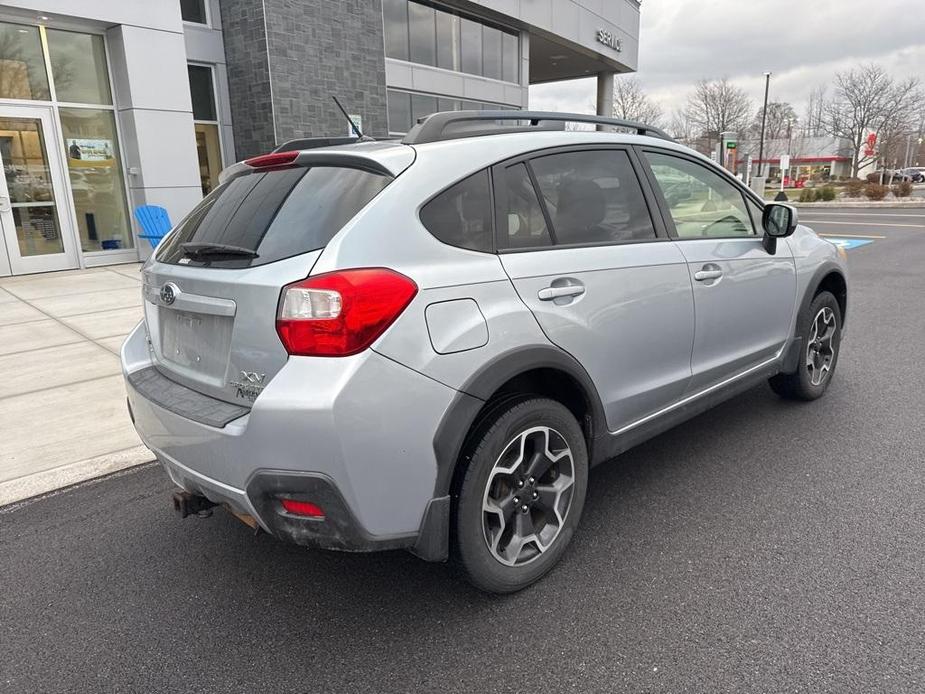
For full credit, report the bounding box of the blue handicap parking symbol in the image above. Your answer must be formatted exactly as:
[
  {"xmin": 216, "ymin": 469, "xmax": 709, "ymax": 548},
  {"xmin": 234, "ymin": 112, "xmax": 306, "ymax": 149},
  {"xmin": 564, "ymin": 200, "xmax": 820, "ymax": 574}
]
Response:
[{"xmin": 824, "ymin": 237, "xmax": 874, "ymax": 250}]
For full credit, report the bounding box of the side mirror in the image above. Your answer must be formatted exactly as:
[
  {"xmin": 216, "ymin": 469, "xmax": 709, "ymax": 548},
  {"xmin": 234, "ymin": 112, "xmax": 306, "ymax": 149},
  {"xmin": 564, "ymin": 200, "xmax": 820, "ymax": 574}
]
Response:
[
  {"xmin": 763, "ymin": 203, "xmax": 798, "ymax": 237},
  {"xmin": 761, "ymin": 203, "xmax": 798, "ymax": 254}
]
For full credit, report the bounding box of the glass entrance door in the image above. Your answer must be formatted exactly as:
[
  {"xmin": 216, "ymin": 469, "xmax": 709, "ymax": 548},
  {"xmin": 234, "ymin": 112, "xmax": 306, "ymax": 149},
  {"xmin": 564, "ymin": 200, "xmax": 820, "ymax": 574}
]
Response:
[{"xmin": 0, "ymin": 105, "xmax": 79, "ymax": 275}]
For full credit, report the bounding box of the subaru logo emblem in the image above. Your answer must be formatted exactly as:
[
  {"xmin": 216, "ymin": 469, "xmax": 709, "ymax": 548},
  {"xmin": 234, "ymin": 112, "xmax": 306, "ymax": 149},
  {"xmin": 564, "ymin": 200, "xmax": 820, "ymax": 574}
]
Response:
[{"xmin": 160, "ymin": 282, "xmax": 179, "ymax": 305}]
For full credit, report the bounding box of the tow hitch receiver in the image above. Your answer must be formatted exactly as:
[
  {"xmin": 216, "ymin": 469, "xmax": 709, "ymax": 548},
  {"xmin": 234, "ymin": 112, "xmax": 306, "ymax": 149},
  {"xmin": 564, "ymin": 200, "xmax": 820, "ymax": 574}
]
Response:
[{"xmin": 172, "ymin": 490, "xmax": 218, "ymax": 518}]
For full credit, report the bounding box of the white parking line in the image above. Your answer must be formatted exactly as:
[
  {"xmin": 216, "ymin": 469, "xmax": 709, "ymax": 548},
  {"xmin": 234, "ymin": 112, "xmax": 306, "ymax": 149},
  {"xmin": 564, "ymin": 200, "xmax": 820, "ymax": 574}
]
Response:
[
  {"xmin": 817, "ymin": 233, "xmax": 886, "ymax": 239},
  {"xmin": 801, "ymin": 220, "xmax": 924, "ymax": 228},
  {"xmin": 799, "ymin": 213, "xmax": 924, "ymax": 218}
]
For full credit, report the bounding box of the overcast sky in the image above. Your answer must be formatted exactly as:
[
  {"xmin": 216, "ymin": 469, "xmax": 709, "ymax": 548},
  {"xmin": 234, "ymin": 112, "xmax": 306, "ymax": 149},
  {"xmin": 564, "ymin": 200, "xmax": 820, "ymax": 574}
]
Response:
[{"xmin": 529, "ymin": 0, "xmax": 925, "ymax": 123}]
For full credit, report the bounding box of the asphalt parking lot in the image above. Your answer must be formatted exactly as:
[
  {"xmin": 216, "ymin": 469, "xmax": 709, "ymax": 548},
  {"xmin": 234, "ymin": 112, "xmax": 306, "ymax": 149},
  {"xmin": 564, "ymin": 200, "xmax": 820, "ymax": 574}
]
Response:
[{"xmin": 2, "ymin": 206, "xmax": 923, "ymax": 693}]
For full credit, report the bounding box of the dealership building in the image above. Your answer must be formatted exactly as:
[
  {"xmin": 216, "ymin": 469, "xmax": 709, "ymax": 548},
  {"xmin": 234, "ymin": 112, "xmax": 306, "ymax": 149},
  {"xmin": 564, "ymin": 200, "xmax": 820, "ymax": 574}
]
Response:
[{"xmin": 0, "ymin": 0, "xmax": 639, "ymax": 277}]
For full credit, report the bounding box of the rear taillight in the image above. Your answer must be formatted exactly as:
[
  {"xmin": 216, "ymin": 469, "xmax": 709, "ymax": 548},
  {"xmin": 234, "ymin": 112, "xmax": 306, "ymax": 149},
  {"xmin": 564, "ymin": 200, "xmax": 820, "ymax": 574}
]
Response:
[{"xmin": 276, "ymin": 268, "xmax": 417, "ymax": 357}]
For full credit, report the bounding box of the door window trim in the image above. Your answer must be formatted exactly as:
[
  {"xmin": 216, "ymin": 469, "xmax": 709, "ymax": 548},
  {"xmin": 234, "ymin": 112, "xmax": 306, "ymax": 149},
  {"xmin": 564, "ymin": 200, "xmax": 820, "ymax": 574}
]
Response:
[
  {"xmin": 637, "ymin": 145, "xmax": 767, "ymax": 242},
  {"xmin": 490, "ymin": 144, "xmax": 671, "ymax": 254}
]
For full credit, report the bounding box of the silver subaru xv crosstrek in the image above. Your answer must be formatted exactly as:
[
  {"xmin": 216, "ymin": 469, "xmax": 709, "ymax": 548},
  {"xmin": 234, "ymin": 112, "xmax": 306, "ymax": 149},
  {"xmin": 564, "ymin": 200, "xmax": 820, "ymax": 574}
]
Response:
[{"xmin": 122, "ymin": 111, "xmax": 848, "ymax": 593}]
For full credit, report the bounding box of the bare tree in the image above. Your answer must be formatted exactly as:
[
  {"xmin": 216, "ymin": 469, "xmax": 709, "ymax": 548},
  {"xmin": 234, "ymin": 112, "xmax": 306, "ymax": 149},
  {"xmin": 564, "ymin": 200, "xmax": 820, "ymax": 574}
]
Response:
[
  {"xmin": 667, "ymin": 108, "xmax": 695, "ymax": 143},
  {"xmin": 750, "ymin": 102, "xmax": 797, "ymax": 140},
  {"xmin": 824, "ymin": 64, "xmax": 923, "ymax": 177},
  {"xmin": 611, "ymin": 76, "xmax": 663, "ymax": 126},
  {"xmin": 683, "ymin": 78, "xmax": 752, "ymax": 141},
  {"xmin": 803, "ymin": 85, "xmax": 826, "ymax": 137}
]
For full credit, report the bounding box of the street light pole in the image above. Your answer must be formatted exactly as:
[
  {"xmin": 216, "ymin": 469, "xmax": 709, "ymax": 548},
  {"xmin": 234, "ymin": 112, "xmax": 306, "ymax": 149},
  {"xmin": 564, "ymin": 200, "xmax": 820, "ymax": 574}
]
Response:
[{"xmin": 757, "ymin": 71, "xmax": 771, "ymax": 178}]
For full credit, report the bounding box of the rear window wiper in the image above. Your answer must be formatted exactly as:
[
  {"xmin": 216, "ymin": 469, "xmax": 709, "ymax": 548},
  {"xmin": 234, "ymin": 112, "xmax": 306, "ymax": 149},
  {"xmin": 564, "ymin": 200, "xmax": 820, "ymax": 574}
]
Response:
[{"xmin": 180, "ymin": 242, "xmax": 258, "ymax": 258}]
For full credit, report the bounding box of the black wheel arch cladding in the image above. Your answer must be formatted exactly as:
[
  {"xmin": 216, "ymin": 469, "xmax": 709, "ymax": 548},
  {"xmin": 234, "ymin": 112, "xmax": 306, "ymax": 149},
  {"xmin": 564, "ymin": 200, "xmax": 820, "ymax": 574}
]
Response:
[{"xmin": 431, "ymin": 345, "xmax": 606, "ymax": 500}]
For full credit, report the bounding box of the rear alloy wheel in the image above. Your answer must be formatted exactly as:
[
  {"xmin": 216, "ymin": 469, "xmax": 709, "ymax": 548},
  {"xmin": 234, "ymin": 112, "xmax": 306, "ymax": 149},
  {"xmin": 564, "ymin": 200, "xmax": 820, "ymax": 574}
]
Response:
[
  {"xmin": 454, "ymin": 398, "xmax": 587, "ymax": 593},
  {"xmin": 769, "ymin": 290, "xmax": 842, "ymax": 400}
]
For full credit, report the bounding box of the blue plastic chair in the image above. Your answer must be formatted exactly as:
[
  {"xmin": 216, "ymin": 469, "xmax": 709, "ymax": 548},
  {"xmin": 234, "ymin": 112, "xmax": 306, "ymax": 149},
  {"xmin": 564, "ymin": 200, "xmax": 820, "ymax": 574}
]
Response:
[{"xmin": 134, "ymin": 205, "xmax": 173, "ymax": 248}]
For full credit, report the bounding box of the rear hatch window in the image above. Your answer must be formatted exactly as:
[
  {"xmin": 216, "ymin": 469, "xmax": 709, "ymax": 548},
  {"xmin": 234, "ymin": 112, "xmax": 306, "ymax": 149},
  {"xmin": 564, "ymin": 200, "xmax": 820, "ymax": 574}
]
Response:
[{"xmin": 156, "ymin": 165, "xmax": 392, "ymax": 268}]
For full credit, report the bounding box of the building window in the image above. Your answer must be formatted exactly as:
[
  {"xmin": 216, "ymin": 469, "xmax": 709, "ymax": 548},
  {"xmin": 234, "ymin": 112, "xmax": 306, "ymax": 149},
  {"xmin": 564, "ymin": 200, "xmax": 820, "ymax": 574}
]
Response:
[
  {"xmin": 408, "ymin": 2, "xmax": 436, "ymax": 66},
  {"xmin": 0, "ymin": 22, "xmax": 50, "ymax": 100},
  {"xmin": 180, "ymin": 0, "xmax": 208, "ymax": 24},
  {"xmin": 383, "ymin": 0, "xmax": 518, "ymax": 83},
  {"xmin": 459, "ymin": 17, "xmax": 482, "ymax": 75},
  {"xmin": 59, "ymin": 107, "xmax": 133, "ymax": 253},
  {"xmin": 382, "ymin": 0, "xmax": 409, "ymax": 62},
  {"xmin": 188, "ymin": 64, "xmax": 222, "ymax": 196},
  {"xmin": 435, "ymin": 10, "xmax": 459, "ymax": 71},
  {"xmin": 482, "ymin": 25, "xmax": 502, "ymax": 81},
  {"xmin": 502, "ymin": 32, "xmax": 518, "ymax": 83},
  {"xmin": 387, "ymin": 88, "xmax": 518, "ymax": 134},
  {"xmin": 46, "ymin": 30, "xmax": 112, "ymax": 105}
]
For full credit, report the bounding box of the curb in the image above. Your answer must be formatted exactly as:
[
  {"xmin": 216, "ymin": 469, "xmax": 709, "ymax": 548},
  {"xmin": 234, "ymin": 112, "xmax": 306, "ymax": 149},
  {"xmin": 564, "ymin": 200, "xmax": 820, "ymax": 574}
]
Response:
[{"xmin": 0, "ymin": 446, "xmax": 155, "ymax": 508}]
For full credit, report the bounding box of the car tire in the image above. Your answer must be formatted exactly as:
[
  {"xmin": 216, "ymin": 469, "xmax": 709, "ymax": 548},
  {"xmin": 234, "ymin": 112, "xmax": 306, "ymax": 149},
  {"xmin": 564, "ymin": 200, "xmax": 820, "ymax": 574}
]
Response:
[
  {"xmin": 769, "ymin": 290, "xmax": 842, "ymax": 401},
  {"xmin": 453, "ymin": 397, "xmax": 588, "ymax": 594}
]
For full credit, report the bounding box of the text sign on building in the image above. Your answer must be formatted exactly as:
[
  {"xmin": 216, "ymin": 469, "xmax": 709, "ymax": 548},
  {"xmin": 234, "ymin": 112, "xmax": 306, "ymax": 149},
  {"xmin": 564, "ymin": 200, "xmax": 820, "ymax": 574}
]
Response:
[{"xmin": 596, "ymin": 29, "xmax": 623, "ymax": 52}]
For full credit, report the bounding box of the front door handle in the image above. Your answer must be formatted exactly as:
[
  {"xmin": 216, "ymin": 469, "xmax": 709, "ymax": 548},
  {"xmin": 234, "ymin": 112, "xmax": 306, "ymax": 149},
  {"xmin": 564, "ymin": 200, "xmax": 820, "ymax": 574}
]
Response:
[
  {"xmin": 538, "ymin": 285, "xmax": 585, "ymax": 301},
  {"xmin": 694, "ymin": 267, "xmax": 723, "ymax": 282},
  {"xmin": 0, "ymin": 195, "xmax": 9, "ymax": 213}
]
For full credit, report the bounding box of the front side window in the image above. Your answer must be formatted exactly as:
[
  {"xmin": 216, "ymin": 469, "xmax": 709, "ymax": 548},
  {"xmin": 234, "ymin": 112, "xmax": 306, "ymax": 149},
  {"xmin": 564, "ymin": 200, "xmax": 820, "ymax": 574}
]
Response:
[
  {"xmin": 420, "ymin": 170, "xmax": 493, "ymax": 252},
  {"xmin": 644, "ymin": 152, "xmax": 756, "ymax": 238},
  {"xmin": 529, "ymin": 150, "xmax": 657, "ymax": 246}
]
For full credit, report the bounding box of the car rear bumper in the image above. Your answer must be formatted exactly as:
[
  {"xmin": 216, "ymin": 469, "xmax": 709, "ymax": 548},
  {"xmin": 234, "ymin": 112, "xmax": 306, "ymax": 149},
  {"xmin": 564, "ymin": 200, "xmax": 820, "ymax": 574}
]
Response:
[{"xmin": 121, "ymin": 322, "xmax": 459, "ymax": 553}]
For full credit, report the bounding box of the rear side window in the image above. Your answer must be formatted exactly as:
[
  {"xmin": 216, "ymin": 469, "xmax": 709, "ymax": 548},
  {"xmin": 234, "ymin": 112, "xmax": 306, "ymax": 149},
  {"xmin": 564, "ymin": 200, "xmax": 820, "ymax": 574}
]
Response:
[
  {"xmin": 420, "ymin": 170, "xmax": 493, "ymax": 253},
  {"xmin": 501, "ymin": 163, "xmax": 553, "ymax": 248},
  {"xmin": 156, "ymin": 166, "xmax": 391, "ymax": 268},
  {"xmin": 529, "ymin": 150, "xmax": 657, "ymax": 246}
]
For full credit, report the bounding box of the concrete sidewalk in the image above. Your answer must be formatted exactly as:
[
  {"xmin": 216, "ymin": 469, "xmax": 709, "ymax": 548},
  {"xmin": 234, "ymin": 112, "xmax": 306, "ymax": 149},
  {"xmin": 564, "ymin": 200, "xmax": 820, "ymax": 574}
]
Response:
[{"xmin": 0, "ymin": 264, "xmax": 152, "ymax": 506}]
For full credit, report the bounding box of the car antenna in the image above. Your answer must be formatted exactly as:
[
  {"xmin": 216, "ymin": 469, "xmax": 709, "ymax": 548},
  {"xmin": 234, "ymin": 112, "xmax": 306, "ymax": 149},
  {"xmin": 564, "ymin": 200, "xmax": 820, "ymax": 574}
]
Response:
[{"xmin": 332, "ymin": 96, "xmax": 371, "ymax": 141}]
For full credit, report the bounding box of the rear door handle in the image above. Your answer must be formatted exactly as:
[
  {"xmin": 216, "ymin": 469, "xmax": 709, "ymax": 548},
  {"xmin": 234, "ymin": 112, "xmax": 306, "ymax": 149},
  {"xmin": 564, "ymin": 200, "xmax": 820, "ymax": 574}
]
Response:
[
  {"xmin": 538, "ymin": 285, "xmax": 585, "ymax": 301},
  {"xmin": 694, "ymin": 268, "xmax": 723, "ymax": 282}
]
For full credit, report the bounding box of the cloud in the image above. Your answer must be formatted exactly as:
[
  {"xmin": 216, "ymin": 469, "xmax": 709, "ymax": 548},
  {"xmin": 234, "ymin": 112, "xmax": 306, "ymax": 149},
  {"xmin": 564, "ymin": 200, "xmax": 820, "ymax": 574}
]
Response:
[{"xmin": 531, "ymin": 0, "xmax": 925, "ymax": 117}]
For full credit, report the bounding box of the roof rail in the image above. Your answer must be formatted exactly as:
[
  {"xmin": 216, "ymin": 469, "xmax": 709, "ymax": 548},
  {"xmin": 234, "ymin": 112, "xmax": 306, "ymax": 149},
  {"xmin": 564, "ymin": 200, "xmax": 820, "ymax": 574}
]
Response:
[{"xmin": 402, "ymin": 110, "xmax": 674, "ymax": 145}]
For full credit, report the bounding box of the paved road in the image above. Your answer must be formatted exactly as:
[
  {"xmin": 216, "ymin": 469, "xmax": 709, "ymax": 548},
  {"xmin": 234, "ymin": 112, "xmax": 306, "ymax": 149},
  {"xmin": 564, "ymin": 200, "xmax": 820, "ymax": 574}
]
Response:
[{"xmin": 3, "ymin": 206, "xmax": 924, "ymax": 693}]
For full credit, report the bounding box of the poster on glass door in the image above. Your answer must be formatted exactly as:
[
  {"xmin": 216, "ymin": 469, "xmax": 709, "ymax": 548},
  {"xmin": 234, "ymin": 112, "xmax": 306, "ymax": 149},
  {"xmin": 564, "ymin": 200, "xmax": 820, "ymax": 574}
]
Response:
[{"xmin": 66, "ymin": 138, "xmax": 114, "ymax": 162}]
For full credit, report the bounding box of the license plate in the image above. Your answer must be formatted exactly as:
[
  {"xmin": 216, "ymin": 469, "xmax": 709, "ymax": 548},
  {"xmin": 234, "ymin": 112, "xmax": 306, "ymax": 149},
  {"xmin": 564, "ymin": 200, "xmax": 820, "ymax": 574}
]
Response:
[{"xmin": 160, "ymin": 307, "xmax": 233, "ymax": 380}]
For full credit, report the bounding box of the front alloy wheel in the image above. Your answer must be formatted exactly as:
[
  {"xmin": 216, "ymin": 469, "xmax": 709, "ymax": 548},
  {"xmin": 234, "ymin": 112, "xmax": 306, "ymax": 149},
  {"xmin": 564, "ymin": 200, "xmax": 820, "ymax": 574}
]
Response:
[
  {"xmin": 806, "ymin": 306, "xmax": 837, "ymax": 386},
  {"xmin": 769, "ymin": 289, "xmax": 842, "ymax": 401}
]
